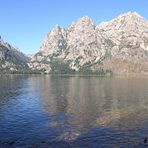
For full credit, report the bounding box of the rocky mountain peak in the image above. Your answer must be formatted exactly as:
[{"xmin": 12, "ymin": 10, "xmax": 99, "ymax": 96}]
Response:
[
  {"xmin": 39, "ymin": 25, "xmax": 67, "ymax": 53},
  {"xmin": 31, "ymin": 24, "xmax": 67, "ymax": 63},
  {"xmin": 30, "ymin": 12, "xmax": 148, "ymax": 74},
  {"xmin": 118, "ymin": 11, "xmax": 145, "ymax": 19},
  {"xmin": 77, "ymin": 16, "xmax": 94, "ymax": 25},
  {"xmin": 49, "ymin": 25, "xmax": 64, "ymax": 36},
  {"xmin": 67, "ymin": 16, "xmax": 95, "ymax": 43},
  {"xmin": 68, "ymin": 16, "xmax": 94, "ymax": 32},
  {"xmin": 97, "ymin": 12, "xmax": 148, "ymax": 32}
]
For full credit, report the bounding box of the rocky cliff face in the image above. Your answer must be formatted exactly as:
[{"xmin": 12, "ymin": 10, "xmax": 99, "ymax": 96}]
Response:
[
  {"xmin": 0, "ymin": 38, "xmax": 30, "ymax": 73},
  {"xmin": 29, "ymin": 12, "xmax": 148, "ymax": 74}
]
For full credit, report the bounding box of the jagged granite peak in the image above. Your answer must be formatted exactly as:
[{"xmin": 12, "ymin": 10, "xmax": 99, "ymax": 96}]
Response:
[
  {"xmin": 68, "ymin": 16, "xmax": 94, "ymax": 29},
  {"xmin": 65, "ymin": 16, "xmax": 106, "ymax": 70},
  {"xmin": 97, "ymin": 11, "xmax": 148, "ymax": 32},
  {"xmin": 118, "ymin": 11, "xmax": 145, "ymax": 19},
  {"xmin": 31, "ymin": 25, "xmax": 67, "ymax": 63},
  {"xmin": 67, "ymin": 16, "xmax": 95, "ymax": 38},
  {"xmin": 30, "ymin": 12, "xmax": 148, "ymax": 74},
  {"xmin": 96, "ymin": 11, "xmax": 148, "ymax": 51},
  {"xmin": 41, "ymin": 25, "xmax": 67, "ymax": 53}
]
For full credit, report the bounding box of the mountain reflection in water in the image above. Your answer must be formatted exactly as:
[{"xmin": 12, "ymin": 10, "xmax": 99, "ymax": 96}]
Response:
[{"xmin": 0, "ymin": 75, "xmax": 148, "ymax": 147}]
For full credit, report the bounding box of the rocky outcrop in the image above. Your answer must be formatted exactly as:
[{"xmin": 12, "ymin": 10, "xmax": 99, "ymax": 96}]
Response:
[{"xmin": 29, "ymin": 12, "xmax": 148, "ymax": 74}]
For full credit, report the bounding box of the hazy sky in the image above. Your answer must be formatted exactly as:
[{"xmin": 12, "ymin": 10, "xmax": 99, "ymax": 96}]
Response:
[{"xmin": 0, "ymin": 0, "xmax": 147, "ymax": 54}]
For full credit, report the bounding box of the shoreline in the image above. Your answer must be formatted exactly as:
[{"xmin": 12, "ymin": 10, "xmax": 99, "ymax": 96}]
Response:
[{"xmin": 1, "ymin": 72, "xmax": 148, "ymax": 78}]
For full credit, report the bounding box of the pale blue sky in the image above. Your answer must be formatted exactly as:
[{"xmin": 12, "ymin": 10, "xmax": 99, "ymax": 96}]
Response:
[{"xmin": 0, "ymin": 0, "xmax": 148, "ymax": 54}]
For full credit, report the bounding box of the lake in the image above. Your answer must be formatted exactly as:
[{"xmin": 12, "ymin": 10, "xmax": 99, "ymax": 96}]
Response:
[{"xmin": 0, "ymin": 75, "xmax": 148, "ymax": 147}]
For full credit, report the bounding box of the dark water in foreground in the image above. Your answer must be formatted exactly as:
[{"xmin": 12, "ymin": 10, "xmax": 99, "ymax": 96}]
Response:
[{"xmin": 0, "ymin": 75, "xmax": 148, "ymax": 148}]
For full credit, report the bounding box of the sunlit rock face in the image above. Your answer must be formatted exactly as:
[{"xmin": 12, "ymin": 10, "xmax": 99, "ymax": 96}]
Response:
[
  {"xmin": 30, "ymin": 12, "xmax": 148, "ymax": 73},
  {"xmin": 65, "ymin": 16, "xmax": 107, "ymax": 70},
  {"xmin": 32, "ymin": 25, "xmax": 67, "ymax": 62},
  {"xmin": 0, "ymin": 38, "xmax": 30, "ymax": 73},
  {"xmin": 96, "ymin": 12, "xmax": 148, "ymax": 73}
]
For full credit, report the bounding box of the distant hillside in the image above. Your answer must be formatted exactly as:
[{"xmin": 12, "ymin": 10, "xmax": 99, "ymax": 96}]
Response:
[{"xmin": 0, "ymin": 37, "xmax": 31, "ymax": 74}]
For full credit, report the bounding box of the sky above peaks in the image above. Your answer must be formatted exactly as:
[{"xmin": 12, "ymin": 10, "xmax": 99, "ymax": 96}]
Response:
[{"xmin": 0, "ymin": 0, "xmax": 147, "ymax": 54}]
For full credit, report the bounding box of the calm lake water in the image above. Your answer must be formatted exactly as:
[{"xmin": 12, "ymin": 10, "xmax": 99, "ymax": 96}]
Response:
[{"xmin": 0, "ymin": 75, "xmax": 148, "ymax": 147}]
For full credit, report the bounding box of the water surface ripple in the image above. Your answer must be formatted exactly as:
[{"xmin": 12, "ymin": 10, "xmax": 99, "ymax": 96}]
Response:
[{"xmin": 0, "ymin": 75, "xmax": 148, "ymax": 147}]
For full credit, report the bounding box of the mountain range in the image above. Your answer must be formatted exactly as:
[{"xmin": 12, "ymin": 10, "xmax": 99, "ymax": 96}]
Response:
[{"xmin": 1, "ymin": 12, "xmax": 148, "ymax": 75}]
